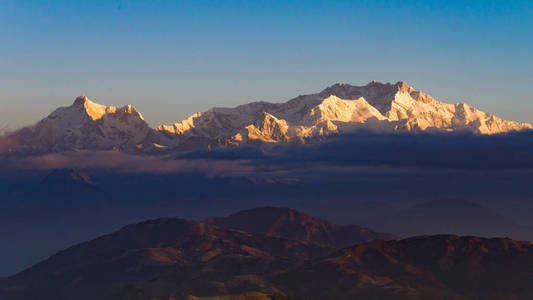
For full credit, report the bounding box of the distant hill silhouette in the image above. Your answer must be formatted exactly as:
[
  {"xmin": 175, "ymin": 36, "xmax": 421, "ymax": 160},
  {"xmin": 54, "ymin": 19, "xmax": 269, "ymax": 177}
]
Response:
[
  {"xmin": 209, "ymin": 206, "xmax": 395, "ymax": 248},
  {"xmin": 2, "ymin": 208, "xmax": 533, "ymax": 300},
  {"xmin": 353, "ymin": 199, "xmax": 533, "ymax": 240}
]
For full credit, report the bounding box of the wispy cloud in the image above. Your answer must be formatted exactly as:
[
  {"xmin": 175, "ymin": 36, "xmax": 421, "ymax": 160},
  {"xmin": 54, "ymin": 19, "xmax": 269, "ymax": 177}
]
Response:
[{"xmin": 2, "ymin": 150, "xmax": 254, "ymax": 176}]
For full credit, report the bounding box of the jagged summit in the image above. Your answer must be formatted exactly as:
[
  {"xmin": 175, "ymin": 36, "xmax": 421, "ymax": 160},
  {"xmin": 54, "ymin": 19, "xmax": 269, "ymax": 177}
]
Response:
[
  {"xmin": 318, "ymin": 81, "xmax": 418, "ymax": 112},
  {"xmin": 322, "ymin": 80, "xmax": 410, "ymax": 92},
  {"xmin": 8, "ymin": 96, "xmax": 153, "ymax": 154},
  {"xmin": 156, "ymin": 81, "xmax": 532, "ymax": 149},
  {"xmin": 3, "ymin": 82, "xmax": 532, "ymax": 155},
  {"xmin": 69, "ymin": 95, "xmax": 144, "ymax": 121},
  {"xmin": 73, "ymin": 95, "xmax": 88, "ymax": 106}
]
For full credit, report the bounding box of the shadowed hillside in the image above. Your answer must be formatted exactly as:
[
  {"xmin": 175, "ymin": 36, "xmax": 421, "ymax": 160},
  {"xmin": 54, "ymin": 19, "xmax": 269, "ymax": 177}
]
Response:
[
  {"xmin": 209, "ymin": 207, "xmax": 396, "ymax": 248},
  {"xmin": 2, "ymin": 208, "xmax": 533, "ymax": 300}
]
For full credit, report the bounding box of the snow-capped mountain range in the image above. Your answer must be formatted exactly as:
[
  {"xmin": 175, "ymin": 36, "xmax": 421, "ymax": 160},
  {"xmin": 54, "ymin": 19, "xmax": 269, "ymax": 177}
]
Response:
[{"xmin": 3, "ymin": 81, "xmax": 532, "ymax": 154}]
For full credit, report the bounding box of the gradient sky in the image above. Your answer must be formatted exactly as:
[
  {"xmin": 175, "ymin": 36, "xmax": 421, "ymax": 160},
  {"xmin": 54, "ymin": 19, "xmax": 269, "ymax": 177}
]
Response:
[{"xmin": 1, "ymin": 0, "xmax": 532, "ymax": 128}]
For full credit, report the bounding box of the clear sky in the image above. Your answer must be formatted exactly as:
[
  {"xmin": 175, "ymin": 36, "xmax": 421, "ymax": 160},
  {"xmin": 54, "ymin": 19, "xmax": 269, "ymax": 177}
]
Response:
[{"xmin": 1, "ymin": 0, "xmax": 532, "ymax": 128}]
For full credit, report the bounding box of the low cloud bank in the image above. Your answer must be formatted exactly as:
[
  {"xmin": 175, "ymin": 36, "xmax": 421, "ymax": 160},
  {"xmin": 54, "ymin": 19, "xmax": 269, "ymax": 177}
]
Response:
[
  {"xmin": 269, "ymin": 131, "xmax": 533, "ymax": 170},
  {"xmin": 2, "ymin": 131, "xmax": 533, "ymax": 175},
  {"xmin": 176, "ymin": 146, "xmax": 265, "ymax": 160}
]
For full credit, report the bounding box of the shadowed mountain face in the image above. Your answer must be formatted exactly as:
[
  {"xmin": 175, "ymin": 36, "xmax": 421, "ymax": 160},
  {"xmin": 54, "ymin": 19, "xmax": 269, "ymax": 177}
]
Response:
[
  {"xmin": 0, "ymin": 217, "xmax": 331, "ymax": 300},
  {"xmin": 2, "ymin": 209, "xmax": 533, "ymax": 300},
  {"xmin": 278, "ymin": 235, "xmax": 533, "ymax": 300},
  {"xmin": 209, "ymin": 207, "xmax": 396, "ymax": 249}
]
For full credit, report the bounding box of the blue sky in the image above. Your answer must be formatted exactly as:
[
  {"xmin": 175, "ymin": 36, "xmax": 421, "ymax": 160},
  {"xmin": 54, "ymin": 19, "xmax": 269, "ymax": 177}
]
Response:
[{"xmin": 1, "ymin": 0, "xmax": 532, "ymax": 128}]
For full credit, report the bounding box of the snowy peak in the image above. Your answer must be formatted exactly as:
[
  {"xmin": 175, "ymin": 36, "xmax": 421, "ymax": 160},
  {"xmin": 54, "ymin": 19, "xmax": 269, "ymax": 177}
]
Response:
[
  {"xmin": 244, "ymin": 112, "xmax": 290, "ymax": 143},
  {"xmin": 154, "ymin": 81, "xmax": 532, "ymax": 149},
  {"xmin": 318, "ymin": 81, "xmax": 399, "ymax": 114},
  {"xmin": 318, "ymin": 81, "xmax": 434, "ymax": 114},
  {"xmin": 47, "ymin": 96, "xmax": 148, "ymax": 136},
  {"xmin": 73, "ymin": 95, "xmax": 88, "ymax": 106},
  {"xmin": 9, "ymin": 96, "xmax": 153, "ymax": 154},
  {"xmin": 69, "ymin": 95, "xmax": 144, "ymax": 121},
  {"xmin": 311, "ymin": 95, "xmax": 385, "ymax": 123},
  {"xmin": 3, "ymin": 82, "xmax": 532, "ymax": 155}
]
